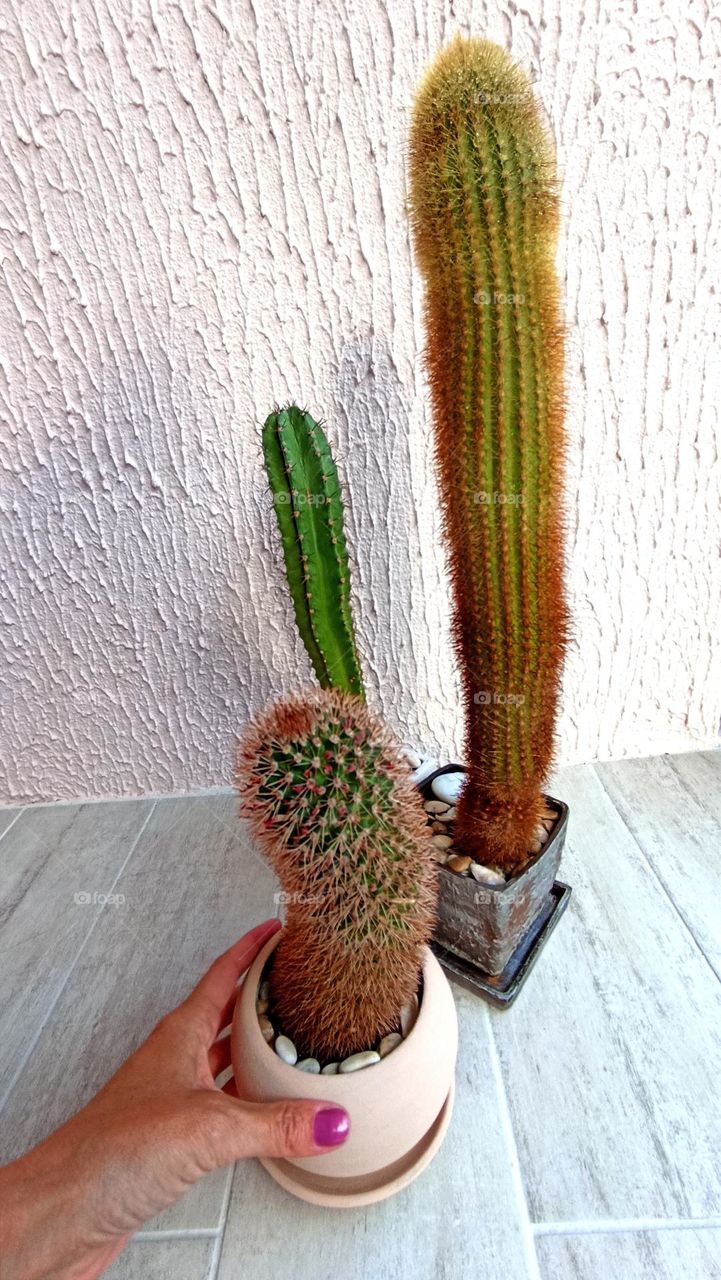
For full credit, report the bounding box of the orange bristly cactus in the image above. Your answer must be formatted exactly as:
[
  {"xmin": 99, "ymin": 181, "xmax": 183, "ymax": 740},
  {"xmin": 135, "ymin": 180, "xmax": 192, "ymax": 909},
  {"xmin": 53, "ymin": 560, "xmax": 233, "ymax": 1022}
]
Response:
[
  {"xmin": 409, "ymin": 36, "xmax": 569, "ymax": 874},
  {"xmin": 236, "ymin": 688, "xmax": 437, "ymax": 1061}
]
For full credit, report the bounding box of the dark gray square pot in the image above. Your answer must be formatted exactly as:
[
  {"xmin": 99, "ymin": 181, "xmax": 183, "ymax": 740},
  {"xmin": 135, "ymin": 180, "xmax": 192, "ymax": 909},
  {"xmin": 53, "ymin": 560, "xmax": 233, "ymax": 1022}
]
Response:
[{"xmin": 419, "ymin": 765, "xmax": 569, "ymax": 978}]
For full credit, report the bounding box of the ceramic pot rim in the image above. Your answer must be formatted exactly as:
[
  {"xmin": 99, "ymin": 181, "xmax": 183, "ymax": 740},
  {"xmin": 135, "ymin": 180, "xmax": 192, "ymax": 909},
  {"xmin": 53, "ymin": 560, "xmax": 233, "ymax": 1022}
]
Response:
[{"xmin": 243, "ymin": 930, "xmax": 437, "ymax": 1086}]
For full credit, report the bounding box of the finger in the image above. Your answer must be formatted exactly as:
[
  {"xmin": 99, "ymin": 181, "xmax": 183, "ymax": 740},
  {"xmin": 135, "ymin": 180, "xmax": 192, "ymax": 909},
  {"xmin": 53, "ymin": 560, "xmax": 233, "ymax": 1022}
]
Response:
[
  {"xmin": 208, "ymin": 1037, "xmax": 232, "ymax": 1079},
  {"xmin": 182, "ymin": 920, "xmax": 280, "ymax": 1036},
  {"xmin": 208, "ymin": 1096, "xmax": 351, "ymax": 1161}
]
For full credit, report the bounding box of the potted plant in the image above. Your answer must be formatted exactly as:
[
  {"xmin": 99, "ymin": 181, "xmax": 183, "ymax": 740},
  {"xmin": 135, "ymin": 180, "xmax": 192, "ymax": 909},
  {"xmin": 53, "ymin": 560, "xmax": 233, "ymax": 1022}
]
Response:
[
  {"xmin": 253, "ymin": 36, "xmax": 572, "ymax": 1005},
  {"xmin": 406, "ymin": 36, "xmax": 571, "ymax": 997},
  {"xmin": 231, "ymin": 687, "xmax": 457, "ymax": 1206}
]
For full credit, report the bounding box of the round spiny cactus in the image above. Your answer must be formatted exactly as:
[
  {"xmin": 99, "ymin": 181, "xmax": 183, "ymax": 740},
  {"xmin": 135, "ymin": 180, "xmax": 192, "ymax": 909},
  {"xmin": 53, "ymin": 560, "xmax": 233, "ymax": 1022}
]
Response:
[{"xmin": 237, "ymin": 688, "xmax": 436, "ymax": 1061}]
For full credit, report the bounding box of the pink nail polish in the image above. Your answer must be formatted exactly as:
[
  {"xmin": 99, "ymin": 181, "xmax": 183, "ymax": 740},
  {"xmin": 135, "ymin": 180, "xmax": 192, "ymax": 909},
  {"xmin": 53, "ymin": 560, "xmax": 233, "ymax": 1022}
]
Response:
[{"xmin": 314, "ymin": 1106, "xmax": 350, "ymax": 1148}]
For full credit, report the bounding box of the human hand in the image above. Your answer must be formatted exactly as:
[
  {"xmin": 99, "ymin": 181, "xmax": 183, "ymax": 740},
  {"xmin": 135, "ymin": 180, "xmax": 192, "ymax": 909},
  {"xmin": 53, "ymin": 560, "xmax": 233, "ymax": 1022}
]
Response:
[{"xmin": 0, "ymin": 919, "xmax": 349, "ymax": 1280}]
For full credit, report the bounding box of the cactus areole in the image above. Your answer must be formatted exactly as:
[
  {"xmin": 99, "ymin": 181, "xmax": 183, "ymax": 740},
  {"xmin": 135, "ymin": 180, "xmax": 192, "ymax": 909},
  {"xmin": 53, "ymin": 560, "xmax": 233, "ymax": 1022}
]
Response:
[
  {"xmin": 237, "ymin": 688, "xmax": 437, "ymax": 1062},
  {"xmin": 409, "ymin": 36, "xmax": 569, "ymax": 875}
]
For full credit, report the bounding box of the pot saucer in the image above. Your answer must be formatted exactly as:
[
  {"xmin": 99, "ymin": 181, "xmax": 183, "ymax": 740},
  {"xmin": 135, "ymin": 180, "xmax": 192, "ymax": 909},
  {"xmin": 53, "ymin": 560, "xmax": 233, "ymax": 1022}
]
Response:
[{"xmin": 259, "ymin": 1082, "xmax": 455, "ymax": 1208}]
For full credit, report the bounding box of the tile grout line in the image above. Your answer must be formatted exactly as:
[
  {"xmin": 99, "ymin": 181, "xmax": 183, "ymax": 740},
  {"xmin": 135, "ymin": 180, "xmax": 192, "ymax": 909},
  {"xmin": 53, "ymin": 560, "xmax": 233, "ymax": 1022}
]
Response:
[
  {"xmin": 208, "ymin": 1160, "xmax": 236, "ymax": 1280},
  {"xmin": 533, "ymin": 1215, "xmax": 721, "ymax": 1237},
  {"xmin": 0, "ymin": 807, "xmax": 27, "ymax": 844},
  {"xmin": 484, "ymin": 1007, "xmax": 543, "ymax": 1280},
  {"xmin": 0, "ymin": 801, "xmax": 158, "ymax": 1117},
  {"xmin": 591, "ymin": 764, "xmax": 721, "ymax": 985},
  {"xmin": 133, "ymin": 1228, "xmax": 221, "ymax": 1242}
]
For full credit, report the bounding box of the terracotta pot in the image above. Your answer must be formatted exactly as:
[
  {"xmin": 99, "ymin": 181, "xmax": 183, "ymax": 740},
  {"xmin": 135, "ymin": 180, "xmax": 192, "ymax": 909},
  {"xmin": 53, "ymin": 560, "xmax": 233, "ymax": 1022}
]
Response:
[{"xmin": 231, "ymin": 929, "xmax": 458, "ymax": 1207}]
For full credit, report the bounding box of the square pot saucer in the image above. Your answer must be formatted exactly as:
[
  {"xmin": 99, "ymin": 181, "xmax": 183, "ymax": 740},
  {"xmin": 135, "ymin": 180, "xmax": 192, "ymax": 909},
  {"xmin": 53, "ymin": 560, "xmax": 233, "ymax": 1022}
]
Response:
[{"xmin": 431, "ymin": 880, "xmax": 572, "ymax": 1008}]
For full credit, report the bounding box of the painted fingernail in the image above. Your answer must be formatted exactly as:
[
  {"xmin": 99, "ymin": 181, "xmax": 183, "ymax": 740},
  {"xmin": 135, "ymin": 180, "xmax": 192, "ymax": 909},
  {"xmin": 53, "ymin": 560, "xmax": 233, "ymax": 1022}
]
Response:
[{"xmin": 313, "ymin": 1106, "xmax": 350, "ymax": 1148}]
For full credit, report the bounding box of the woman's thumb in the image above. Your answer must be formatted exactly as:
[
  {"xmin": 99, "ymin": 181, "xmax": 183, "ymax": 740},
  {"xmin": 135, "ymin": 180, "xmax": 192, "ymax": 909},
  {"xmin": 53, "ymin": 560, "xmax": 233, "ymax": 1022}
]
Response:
[{"xmin": 211, "ymin": 1095, "xmax": 351, "ymax": 1161}]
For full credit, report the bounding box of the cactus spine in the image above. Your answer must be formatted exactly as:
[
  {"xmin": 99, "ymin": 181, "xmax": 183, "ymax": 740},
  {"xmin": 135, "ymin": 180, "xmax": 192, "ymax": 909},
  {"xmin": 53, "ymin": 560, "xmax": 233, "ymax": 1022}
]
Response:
[
  {"xmin": 237, "ymin": 688, "xmax": 436, "ymax": 1060},
  {"xmin": 409, "ymin": 37, "xmax": 568, "ymax": 874},
  {"xmin": 263, "ymin": 406, "xmax": 364, "ymax": 699}
]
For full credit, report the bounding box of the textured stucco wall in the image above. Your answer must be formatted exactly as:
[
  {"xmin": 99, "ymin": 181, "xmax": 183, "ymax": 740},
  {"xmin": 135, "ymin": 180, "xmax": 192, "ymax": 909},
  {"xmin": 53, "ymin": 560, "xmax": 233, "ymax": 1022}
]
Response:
[{"xmin": 1, "ymin": 1, "xmax": 719, "ymax": 803}]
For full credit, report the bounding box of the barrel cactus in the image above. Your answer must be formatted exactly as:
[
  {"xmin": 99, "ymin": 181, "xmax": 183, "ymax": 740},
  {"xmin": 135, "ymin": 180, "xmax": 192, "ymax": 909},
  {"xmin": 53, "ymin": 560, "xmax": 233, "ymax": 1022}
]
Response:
[
  {"xmin": 237, "ymin": 688, "xmax": 436, "ymax": 1061},
  {"xmin": 263, "ymin": 406, "xmax": 364, "ymax": 699},
  {"xmin": 409, "ymin": 36, "xmax": 568, "ymax": 874}
]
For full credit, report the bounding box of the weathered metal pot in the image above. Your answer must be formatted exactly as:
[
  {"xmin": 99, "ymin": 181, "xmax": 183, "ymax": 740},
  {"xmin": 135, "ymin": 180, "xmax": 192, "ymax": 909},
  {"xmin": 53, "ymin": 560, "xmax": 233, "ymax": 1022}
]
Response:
[{"xmin": 419, "ymin": 765, "xmax": 569, "ymax": 977}]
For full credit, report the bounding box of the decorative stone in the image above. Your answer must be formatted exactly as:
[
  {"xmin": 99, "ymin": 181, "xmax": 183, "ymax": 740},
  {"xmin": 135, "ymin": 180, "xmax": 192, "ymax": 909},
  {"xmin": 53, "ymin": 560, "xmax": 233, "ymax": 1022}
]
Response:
[
  {"xmin": 258, "ymin": 980, "xmax": 271, "ymax": 1002},
  {"xmin": 256, "ymin": 998, "xmax": 269, "ymax": 1015},
  {"xmin": 339, "ymin": 1050, "xmax": 381, "ymax": 1073},
  {"xmin": 258, "ymin": 1015, "xmax": 274, "ymax": 1043},
  {"xmin": 321, "ymin": 1062, "xmax": 339, "ymax": 1075},
  {"xmin": 424, "ymin": 799, "xmax": 449, "ymax": 816},
  {"xmin": 411, "ymin": 757, "xmax": 440, "ymax": 786},
  {"xmin": 540, "ymin": 806, "xmax": 557, "ymax": 822},
  {"xmin": 275, "ymin": 1035, "xmax": 297, "ymax": 1065},
  {"xmin": 431, "ymin": 833, "xmax": 452, "ymax": 849},
  {"xmin": 431, "ymin": 847, "xmax": 449, "ymax": 865},
  {"xmin": 431, "ymin": 821, "xmax": 446, "ymax": 834},
  {"xmin": 436, "ymin": 806, "xmax": 457, "ymax": 823},
  {"xmin": 529, "ymin": 839, "xmax": 543, "ymax": 855},
  {"xmin": 296, "ymin": 1057, "xmax": 321, "ymax": 1073},
  {"xmin": 447, "ymin": 853, "xmax": 472, "ymax": 874},
  {"xmin": 400, "ymin": 746, "xmax": 422, "ymax": 770},
  {"xmin": 431, "ymin": 771, "xmax": 465, "ymax": 805},
  {"xmin": 542, "ymin": 817, "xmax": 556, "ymax": 832},
  {"xmin": 378, "ymin": 1032, "xmax": 402, "ymax": 1058},
  {"xmin": 469, "ymin": 862, "xmax": 506, "ymax": 887},
  {"xmin": 400, "ymin": 994, "xmax": 419, "ymax": 1037}
]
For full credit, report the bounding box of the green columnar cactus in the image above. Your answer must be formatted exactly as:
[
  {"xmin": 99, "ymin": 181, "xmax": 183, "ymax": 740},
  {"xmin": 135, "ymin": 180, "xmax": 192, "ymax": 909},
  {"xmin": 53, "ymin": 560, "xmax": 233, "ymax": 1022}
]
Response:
[
  {"xmin": 409, "ymin": 37, "xmax": 568, "ymax": 874},
  {"xmin": 263, "ymin": 407, "xmax": 364, "ymax": 699},
  {"xmin": 237, "ymin": 688, "xmax": 436, "ymax": 1060}
]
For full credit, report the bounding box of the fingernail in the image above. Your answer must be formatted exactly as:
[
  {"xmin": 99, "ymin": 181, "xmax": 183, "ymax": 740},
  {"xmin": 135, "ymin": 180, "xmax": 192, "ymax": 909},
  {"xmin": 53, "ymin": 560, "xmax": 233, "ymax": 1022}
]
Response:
[{"xmin": 313, "ymin": 1106, "xmax": 350, "ymax": 1148}]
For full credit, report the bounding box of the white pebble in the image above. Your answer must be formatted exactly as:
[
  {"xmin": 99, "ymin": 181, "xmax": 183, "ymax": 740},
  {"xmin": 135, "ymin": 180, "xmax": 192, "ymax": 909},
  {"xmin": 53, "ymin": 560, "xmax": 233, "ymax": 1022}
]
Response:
[
  {"xmin": 378, "ymin": 1032, "xmax": 402, "ymax": 1058},
  {"xmin": 321, "ymin": 1062, "xmax": 339, "ymax": 1075},
  {"xmin": 400, "ymin": 746, "xmax": 422, "ymax": 770},
  {"xmin": 470, "ymin": 863, "xmax": 506, "ymax": 887},
  {"xmin": 296, "ymin": 1057, "xmax": 321, "ymax": 1073},
  {"xmin": 411, "ymin": 757, "xmax": 440, "ymax": 786},
  {"xmin": 258, "ymin": 1015, "xmax": 274, "ymax": 1043},
  {"xmin": 339, "ymin": 1050, "xmax": 381, "ymax": 1074},
  {"xmin": 431, "ymin": 833, "xmax": 452, "ymax": 849},
  {"xmin": 400, "ymin": 995, "xmax": 419, "ymax": 1037},
  {"xmin": 435, "ymin": 806, "xmax": 457, "ymax": 823},
  {"xmin": 431, "ymin": 771, "xmax": 465, "ymax": 805},
  {"xmin": 275, "ymin": 1035, "xmax": 298, "ymax": 1065},
  {"xmin": 259, "ymin": 980, "xmax": 271, "ymax": 1002}
]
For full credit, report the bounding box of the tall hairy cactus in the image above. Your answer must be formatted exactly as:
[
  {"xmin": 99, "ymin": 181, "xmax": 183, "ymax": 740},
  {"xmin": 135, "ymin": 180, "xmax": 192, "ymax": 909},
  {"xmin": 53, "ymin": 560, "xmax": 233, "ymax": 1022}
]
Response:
[
  {"xmin": 409, "ymin": 37, "xmax": 568, "ymax": 874},
  {"xmin": 263, "ymin": 406, "xmax": 364, "ymax": 699},
  {"xmin": 237, "ymin": 688, "xmax": 436, "ymax": 1061}
]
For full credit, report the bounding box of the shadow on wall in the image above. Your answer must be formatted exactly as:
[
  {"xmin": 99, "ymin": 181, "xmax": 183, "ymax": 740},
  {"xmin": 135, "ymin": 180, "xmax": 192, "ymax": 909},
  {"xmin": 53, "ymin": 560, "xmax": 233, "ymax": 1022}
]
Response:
[{"xmin": 335, "ymin": 334, "xmax": 427, "ymax": 724}]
